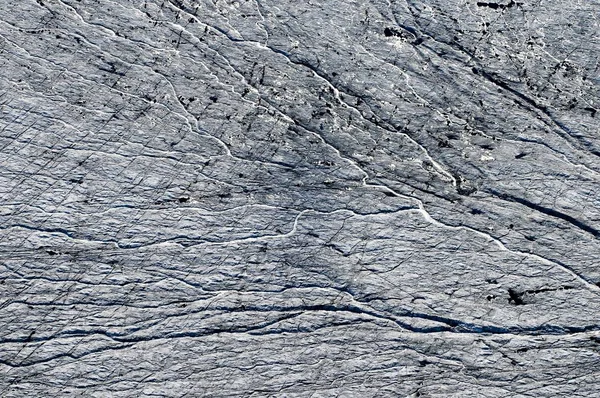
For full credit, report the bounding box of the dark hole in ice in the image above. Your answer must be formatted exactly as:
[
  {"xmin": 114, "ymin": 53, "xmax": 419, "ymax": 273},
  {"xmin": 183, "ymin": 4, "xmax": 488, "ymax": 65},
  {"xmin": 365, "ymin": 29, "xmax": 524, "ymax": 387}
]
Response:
[
  {"xmin": 457, "ymin": 185, "xmax": 477, "ymax": 196},
  {"xmin": 584, "ymin": 107, "xmax": 597, "ymax": 117},
  {"xmin": 507, "ymin": 288, "xmax": 525, "ymax": 305}
]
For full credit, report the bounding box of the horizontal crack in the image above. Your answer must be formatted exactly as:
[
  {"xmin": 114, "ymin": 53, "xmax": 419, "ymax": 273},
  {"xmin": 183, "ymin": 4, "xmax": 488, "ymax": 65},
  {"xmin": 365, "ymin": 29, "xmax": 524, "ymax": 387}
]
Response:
[{"xmin": 488, "ymin": 189, "xmax": 600, "ymax": 238}]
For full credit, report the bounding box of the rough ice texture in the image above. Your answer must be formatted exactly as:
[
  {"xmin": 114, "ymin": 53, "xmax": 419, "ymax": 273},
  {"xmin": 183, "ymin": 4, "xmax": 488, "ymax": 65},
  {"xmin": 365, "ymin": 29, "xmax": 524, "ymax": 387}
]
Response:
[{"xmin": 1, "ymin": 0, "xmax": 599, "ymax": 396}]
